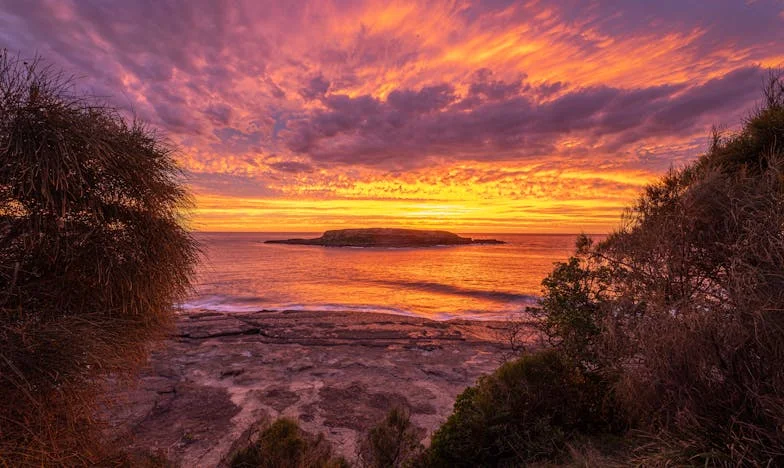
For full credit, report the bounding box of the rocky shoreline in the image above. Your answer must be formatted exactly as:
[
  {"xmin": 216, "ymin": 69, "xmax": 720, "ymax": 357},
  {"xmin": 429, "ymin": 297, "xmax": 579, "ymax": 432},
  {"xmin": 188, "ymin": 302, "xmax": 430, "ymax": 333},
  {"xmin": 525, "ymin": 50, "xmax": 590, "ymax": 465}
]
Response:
[{"xmin": 106, "ymin": 310, "xmax": 529, "ymax": 466}]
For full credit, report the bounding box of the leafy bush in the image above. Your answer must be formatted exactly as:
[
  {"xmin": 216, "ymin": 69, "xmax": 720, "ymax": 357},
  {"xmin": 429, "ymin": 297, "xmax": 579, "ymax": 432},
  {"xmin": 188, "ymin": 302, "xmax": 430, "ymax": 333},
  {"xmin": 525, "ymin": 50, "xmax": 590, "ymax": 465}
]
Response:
[
  {"xmin": 532, "ymin": 236, "xmax": 614, "ymax": 369},
  {"xmin": 0, "ymin": 51, "xmax": 197, "ymax": 464},
  {"xmin": 230, "ymin": 419, "xmax": 349, "ymax": 468},
  {"xmin": 421, "ymin": 350, "xmax": 620, "ymax": 467},
  {"xmin": 357, "ymin": 407, "xmax": 423, "ymax": 468}
]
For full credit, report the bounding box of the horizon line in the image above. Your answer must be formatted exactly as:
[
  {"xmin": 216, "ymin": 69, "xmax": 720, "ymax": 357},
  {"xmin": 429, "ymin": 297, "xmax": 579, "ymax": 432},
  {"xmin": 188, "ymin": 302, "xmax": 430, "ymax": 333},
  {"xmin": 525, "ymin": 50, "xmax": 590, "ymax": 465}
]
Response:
[{"xmin": 191, "ymin": 230, "xmax": 609, "ymax": 236}]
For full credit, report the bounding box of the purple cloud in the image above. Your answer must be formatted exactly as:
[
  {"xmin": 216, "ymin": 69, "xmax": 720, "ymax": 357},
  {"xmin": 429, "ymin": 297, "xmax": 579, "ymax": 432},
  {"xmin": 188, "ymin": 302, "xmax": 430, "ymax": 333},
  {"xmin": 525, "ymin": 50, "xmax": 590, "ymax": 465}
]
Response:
[
  {"xmin": 387, "ymin": 84, "xmax": 458, "ymax": 114},
  {"xmin": 203, "ymin": 103, "xmax": 233, "ymax": 126},
  {"xmin": 283, "ymin": 65, "xmax": 768, "ymax": 169},
  {"xmin": 299, "ymin": 75, "xmax": 330, "ymax": 101},
  {"xmin": 269, "ymin": 161, "xmax": 314, "ymax": 173}
]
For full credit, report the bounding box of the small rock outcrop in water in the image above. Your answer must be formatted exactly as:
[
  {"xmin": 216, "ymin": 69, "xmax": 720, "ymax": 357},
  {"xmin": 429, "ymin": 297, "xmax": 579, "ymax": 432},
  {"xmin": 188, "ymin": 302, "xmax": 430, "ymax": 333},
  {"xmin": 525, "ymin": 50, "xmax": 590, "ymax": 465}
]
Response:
[{"xmin": 265, "ymin": 228, "xmax": 505, "ymax": 247}]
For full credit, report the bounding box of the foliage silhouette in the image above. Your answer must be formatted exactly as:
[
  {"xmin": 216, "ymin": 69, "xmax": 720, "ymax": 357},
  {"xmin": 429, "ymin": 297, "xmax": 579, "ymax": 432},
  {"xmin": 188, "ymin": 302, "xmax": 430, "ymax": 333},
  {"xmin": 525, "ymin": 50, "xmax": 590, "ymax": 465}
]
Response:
[
  {"xmin": 421, "ymin": 350, "xmax": 620, "ymax": 467},
  {"xmin": 0, "ymin": 51, "xmax": 197, "ymax": 465}
]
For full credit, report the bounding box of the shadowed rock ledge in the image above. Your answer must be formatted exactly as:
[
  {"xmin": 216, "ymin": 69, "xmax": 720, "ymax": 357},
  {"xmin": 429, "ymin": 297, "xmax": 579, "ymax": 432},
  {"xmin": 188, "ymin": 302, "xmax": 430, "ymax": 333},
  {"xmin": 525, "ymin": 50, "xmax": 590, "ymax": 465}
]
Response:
[{"xmin": 265, "ymin": 228, "xmax": 505, "ymax": 247}]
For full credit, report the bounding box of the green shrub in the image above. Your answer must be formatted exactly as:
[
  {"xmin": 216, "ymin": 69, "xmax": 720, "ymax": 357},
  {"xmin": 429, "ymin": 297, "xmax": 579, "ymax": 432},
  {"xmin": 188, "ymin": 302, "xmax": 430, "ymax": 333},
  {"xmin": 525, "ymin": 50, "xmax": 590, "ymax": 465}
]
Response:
[
  {"xmin": 230, "ymin": 419, "xmax": 349, "ymax": 468},
  {"xmin": 357, "ymin": 407, "xmax": 423, "ymax": 468},
  {"xmin": 421, "ymin": 350, "xmax": 620, "ymax": 467},
  {"xmin": 532, "ymin": 237, "xmax": 614, "ymax": 369}
]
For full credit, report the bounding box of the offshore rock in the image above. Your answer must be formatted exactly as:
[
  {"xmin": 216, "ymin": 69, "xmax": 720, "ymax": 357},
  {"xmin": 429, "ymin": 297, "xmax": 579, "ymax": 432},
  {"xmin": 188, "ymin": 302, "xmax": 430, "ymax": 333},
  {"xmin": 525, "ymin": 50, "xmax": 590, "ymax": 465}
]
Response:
[{"xmin": 265, "ymin": 228, "xmax": 505, "ymax": 247}]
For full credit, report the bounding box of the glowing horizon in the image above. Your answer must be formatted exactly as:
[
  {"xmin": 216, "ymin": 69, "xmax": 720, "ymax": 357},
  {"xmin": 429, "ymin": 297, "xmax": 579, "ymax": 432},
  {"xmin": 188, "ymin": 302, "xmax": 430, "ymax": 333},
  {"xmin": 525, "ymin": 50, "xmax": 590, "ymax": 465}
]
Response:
[{"xmin": 3, "ymin": 1, "xmax": 783, "ymax": 233}]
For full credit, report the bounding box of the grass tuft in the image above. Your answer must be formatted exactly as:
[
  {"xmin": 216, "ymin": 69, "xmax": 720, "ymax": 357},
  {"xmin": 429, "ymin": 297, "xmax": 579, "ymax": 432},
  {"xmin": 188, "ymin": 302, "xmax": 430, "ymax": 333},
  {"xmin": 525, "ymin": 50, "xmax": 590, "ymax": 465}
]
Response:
[{"xmin": 0, "ymin": 50, "xmax": 197, "ymax": 465}]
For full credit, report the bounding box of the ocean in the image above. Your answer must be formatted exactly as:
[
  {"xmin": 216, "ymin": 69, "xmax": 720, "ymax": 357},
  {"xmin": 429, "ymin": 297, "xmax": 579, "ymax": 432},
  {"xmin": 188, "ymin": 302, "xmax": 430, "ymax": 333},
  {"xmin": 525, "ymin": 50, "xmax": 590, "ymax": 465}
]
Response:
[{"xmin": 182, "ymin": 232, "xmax": 591, "ymax": 321}]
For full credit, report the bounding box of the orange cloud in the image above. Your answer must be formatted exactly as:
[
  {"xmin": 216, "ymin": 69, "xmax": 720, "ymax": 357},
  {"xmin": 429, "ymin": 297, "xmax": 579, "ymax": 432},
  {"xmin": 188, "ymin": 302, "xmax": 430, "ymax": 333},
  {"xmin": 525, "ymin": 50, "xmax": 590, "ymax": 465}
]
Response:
[{"xmin": 4, "ymin": 0, "xmax": 782, "ymax": 232}]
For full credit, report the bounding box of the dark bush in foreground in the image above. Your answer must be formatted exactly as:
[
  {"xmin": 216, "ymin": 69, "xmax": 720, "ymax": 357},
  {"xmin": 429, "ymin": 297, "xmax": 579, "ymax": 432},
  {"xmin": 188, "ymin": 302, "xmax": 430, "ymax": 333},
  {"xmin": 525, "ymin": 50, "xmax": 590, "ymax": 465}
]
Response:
[
  {"xmin": 419, "ymin": 75, "xmax": 784, "ymax": 466},
  {"xmin": 357, "ymin": 407, "xmax": 423, "ymax": 468},
  {"xmin": 0, "ymin": 51, "xmax": 196, "ymax": 464},
  {"xmin": 532, "ymin": 74, "xmax": 784, "ymax": 465},
  {"xmin": 230, "ymin": 419, "xmax": 349, "ymax": 468},
  {"xmin": 421, "ymin": 350, "xmax": 620, "ymax": 467}
]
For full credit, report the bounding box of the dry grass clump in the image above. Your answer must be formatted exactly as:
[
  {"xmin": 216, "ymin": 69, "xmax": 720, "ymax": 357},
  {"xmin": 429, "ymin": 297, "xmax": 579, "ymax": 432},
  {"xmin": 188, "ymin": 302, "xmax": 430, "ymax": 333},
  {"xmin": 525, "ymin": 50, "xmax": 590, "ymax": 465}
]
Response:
[{"xmin": 0, "ymin": 51, "xmax": 196, "ymax": 465}]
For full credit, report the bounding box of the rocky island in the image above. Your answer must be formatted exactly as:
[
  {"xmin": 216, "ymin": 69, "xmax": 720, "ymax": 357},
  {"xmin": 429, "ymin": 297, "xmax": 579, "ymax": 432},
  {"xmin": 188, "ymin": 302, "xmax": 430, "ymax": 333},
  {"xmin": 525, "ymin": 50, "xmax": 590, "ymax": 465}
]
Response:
[{"xmin": 265, "ymin": 228, "xmax": 504, "ymax": 247}]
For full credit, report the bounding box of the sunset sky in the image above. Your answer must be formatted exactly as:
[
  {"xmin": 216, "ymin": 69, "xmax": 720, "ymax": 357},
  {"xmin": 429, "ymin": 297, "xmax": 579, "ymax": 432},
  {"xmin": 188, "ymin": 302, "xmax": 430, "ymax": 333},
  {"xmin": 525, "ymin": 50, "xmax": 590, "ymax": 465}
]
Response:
[{"xmin": 2, "ymin": 1, "xmax": 783, "ymax": 233}]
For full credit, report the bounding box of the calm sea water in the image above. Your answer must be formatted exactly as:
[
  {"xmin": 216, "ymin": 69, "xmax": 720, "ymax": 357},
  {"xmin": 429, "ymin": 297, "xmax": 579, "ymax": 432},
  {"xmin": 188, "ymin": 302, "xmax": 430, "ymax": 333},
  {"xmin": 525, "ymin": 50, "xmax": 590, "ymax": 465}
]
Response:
[{"xmin": 182, "ymin": 232, "xmax": 589, "ymax": 321}]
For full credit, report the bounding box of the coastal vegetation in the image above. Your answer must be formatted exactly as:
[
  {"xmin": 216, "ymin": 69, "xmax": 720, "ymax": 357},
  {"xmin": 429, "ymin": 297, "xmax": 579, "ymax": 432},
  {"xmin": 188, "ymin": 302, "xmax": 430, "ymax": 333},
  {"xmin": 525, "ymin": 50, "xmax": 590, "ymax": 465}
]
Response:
[
  {"xmin": 0, "ymin": 52, "xmax": 196, "ymax": 464},
  {"xmin": 420, "ymin": 350, "xmax": 621, "ymax": 466},
  {"xmin": 229, "ymin": 409, "xmax": 421, "ymax": 468},
  {"xmin": 357, "ymin": 407, "xmax": 423, "ymax": 468},
  {"xmin": 416, "ymin": 73, "xmax": 784, "ymax": 466}
]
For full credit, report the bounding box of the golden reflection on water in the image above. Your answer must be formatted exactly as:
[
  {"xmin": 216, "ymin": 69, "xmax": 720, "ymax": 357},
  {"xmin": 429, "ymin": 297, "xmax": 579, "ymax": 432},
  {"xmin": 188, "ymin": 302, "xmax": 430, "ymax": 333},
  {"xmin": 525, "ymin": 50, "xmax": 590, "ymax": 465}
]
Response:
[{"xmin": 186, "ymin": 232, "xmax": 599, "ymax": 320}]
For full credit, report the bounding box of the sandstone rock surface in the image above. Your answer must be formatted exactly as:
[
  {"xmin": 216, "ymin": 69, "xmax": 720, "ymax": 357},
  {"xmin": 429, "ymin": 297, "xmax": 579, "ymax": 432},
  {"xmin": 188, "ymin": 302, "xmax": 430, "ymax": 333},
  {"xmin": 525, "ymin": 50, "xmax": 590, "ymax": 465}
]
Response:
[{"xmin": 106, "ymin": 310, "xmax": 525, "ymax": 466}]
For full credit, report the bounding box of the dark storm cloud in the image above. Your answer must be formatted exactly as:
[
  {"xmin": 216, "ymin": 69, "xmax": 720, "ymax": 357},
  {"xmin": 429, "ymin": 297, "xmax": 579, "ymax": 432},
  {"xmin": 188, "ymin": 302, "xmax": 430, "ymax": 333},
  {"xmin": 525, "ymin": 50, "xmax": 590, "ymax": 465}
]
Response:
[
  {"xmin": 650, "ymin": 67, "xmax": 765, "ymax": 130},
  {"xmin": 387, "ymin": 84, "xmax": 457, "ymax": 114},
  {"xmin": 468, "ymin": 77, "xmax": 527, "ymax": 101}
]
